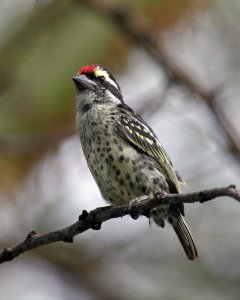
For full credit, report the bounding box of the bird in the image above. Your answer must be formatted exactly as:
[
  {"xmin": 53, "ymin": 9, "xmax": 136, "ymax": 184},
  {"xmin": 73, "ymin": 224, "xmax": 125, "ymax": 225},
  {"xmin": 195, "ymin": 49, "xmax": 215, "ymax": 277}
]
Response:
[{"xmin": 72, "ymin": 64, "xmax": 198, "ymax": 260}]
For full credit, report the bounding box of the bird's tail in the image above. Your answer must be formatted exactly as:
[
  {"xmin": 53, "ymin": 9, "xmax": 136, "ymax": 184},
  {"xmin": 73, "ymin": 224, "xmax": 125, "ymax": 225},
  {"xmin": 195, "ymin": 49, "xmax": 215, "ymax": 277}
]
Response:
[{"xmin": 152, "ymin": 208, "xmax": 198, "ymax": 260}]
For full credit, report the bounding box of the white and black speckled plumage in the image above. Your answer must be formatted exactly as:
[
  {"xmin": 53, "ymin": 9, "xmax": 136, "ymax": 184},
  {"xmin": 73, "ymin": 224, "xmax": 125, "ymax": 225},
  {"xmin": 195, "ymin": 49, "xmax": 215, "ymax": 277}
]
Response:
[{"xmin": 73, "ymin": 64, "xmax": 198, "ymax": 260}]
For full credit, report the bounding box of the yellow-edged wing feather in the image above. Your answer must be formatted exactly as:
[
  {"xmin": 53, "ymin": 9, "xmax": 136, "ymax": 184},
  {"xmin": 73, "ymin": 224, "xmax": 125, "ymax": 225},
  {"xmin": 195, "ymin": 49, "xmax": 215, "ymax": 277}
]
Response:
[{"xmin": 114, "ymin": 104, "xmax": 181, "ymax": 194}]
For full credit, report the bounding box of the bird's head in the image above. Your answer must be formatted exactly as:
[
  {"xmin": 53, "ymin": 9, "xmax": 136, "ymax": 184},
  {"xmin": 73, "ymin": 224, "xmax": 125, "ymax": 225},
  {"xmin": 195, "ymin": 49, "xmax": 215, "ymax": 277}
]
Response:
[{"xmin": 73, "ymin": 64, "xmax": 123, "ymax": 113}]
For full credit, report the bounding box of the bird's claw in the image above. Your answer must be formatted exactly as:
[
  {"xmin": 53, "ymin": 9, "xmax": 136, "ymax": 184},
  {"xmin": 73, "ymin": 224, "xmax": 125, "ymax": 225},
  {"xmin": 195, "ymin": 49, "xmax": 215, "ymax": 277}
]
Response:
[{"xmin": 129, "ymin": 195, "xmax": 148, "ymax": 220}]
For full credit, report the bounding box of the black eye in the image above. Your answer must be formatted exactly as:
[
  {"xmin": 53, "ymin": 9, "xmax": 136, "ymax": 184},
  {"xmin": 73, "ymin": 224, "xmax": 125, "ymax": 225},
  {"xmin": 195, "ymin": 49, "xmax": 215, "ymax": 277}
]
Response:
[{"xmin": 99, "ymin": 76, "xmax": 106, "ymax": 82}]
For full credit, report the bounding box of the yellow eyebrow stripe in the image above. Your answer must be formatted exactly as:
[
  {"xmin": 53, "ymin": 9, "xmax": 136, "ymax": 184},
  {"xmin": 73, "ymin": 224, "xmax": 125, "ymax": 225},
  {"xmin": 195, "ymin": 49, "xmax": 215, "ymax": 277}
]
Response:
[{"xmin": 94, "ymin": 67, "xmax": 119, "ymax": 90}]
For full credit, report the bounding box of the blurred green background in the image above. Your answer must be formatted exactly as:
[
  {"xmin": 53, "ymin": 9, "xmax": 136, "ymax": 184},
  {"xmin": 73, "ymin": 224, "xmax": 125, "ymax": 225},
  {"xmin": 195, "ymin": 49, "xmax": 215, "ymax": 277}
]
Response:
[{"xmin": 1, "ymin": 0, "xmax": 240, "ymax": 299}]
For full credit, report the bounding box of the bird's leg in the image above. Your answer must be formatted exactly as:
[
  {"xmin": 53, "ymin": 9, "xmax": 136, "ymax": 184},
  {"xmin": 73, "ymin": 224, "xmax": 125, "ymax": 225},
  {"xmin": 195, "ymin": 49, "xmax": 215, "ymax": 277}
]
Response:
[{"xmin": 129, "ymin": 195, "xmax": 149, "ymax": 220}]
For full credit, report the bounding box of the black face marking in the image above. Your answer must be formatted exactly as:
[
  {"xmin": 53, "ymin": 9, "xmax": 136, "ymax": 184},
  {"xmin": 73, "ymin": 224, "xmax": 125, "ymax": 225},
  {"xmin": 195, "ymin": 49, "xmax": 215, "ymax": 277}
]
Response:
[
  {"xmin": 86, "ymin": 73, "xmax": 95, "ymax": 81},
  {"xmin": 142, "ymin": 186, "xmax": 146, "ymax": 194},
  {"xmin": 82, "ymin": 67, "xmax": 123, "ymax": 101},
  {"xmin": 98, "ymin": 66, "xmax": 121, "ymax": 90},
  {"xmin": 104, "ymin": 81, "xmax": 123, "ymax": 101}
]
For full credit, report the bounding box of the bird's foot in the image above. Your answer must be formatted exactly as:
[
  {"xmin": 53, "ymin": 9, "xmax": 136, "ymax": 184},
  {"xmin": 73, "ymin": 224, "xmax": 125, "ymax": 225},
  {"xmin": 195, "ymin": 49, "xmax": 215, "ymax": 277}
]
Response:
[{"xmin": 129, "ymin": 195, "xmax": 148, "ymax": 220}]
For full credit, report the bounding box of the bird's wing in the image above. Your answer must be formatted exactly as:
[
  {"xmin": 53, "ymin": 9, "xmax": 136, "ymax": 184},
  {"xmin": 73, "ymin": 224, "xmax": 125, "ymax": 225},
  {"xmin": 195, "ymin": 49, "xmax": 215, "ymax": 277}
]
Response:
[{"xmin": 114, "ymin": 104, "xmax": 181, "ymax": 194}]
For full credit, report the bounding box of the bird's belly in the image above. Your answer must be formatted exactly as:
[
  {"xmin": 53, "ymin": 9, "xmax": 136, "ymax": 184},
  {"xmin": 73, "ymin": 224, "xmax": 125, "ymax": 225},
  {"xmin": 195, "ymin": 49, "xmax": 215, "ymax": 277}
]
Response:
[{"xmin": 81, "ymin": 125, "xmax": 169, "ymax": 206}]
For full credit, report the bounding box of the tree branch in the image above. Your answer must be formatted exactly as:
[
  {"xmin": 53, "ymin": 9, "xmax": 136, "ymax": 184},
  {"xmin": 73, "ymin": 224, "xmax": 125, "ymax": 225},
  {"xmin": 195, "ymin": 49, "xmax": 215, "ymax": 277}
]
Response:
[{"xmin": 0, "ymin": 185, "xmax": 239, "ymax": 264}]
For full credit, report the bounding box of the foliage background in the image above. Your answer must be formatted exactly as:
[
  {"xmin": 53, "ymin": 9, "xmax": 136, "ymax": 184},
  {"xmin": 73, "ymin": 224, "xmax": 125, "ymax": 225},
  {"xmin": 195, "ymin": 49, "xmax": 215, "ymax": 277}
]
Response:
[{"xmin": 1, "ymin": 0, "xmax": 240, "ymax": 299}]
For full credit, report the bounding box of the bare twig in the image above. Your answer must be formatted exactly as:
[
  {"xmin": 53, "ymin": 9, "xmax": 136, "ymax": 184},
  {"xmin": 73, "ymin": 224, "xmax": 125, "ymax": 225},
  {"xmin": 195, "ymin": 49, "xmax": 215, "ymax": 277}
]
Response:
[
  {"xmin": 78, "ymin": 0, "xmax": 240, "ymax": 161},
  {"xmin": 0, "ymin": 185, "xmax": 239, "ymax": 264}
]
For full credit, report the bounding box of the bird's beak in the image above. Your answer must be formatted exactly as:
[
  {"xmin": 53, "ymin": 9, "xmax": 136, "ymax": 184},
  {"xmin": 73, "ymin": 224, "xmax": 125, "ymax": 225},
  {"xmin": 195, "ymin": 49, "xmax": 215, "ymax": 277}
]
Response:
[{"xmin": 72, "ymin": 74, "xmax": 96, "ymax": 92}]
